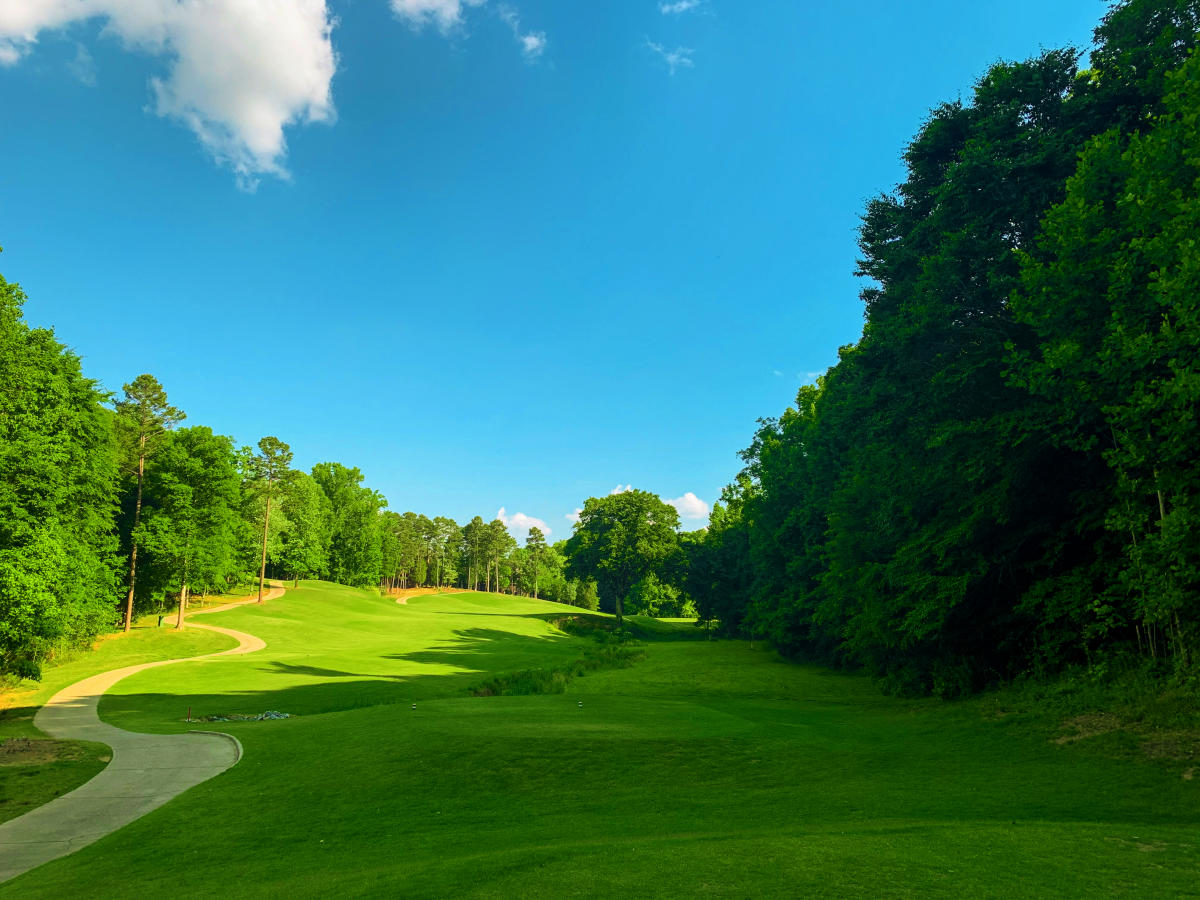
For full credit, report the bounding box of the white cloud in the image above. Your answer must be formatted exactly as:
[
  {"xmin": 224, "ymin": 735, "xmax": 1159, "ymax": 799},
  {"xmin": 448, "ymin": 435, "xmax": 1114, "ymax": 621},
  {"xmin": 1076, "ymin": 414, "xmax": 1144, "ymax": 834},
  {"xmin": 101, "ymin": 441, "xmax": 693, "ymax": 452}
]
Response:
[
  {"xmin": 610, "ymin": 483, "xmax": 633, "ymax": 494},
  {"xmin": 659, "ymin": 0, "xmax": 701, "ymax": 14},
  {"xmin": 68, "ymin": 41, "xmax": 95, "ymax": 86},
  {"xmin": 645, "ymin": 39, "xmax": 693, "ymax": 74},
  {"xmin": 497, "ymin": 507, "xmax": 551, "ymax": 539},
  {"xmin": 0, "ymin": 0, "xmax": 337, "ymax": 189},
  {"xmin": 389, "ymin": 0, "xmax": 485, "ymax": 33},
  {"xmin": 565, "ymin": 507, "xmax": 582, "ymax": 523},
  {"xmin": 497, "ymin": 4, "xmax": 544, "ymax": 61},
  {"xmin": 519, "ymin": 31, "xmax": 545, "ymax": 58},
  {"xmin": 666, "ymin": 491, "xmax": 709, "ymax": 521}
]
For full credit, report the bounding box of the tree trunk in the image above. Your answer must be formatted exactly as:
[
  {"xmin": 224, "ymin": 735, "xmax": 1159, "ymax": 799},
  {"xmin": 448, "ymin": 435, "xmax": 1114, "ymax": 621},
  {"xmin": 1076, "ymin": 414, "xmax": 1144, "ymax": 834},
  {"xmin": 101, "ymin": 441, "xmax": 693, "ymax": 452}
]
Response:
[
  {"xmin": 176, "ymin": 582, "xmax": 189, "ymax": 630},
  {"xmin": 258, "ymin": 485, "xmax": 272, "ymax": 603},
  {"xmin": 123, "ymin": 435, "xmax": 147, "ymax": 633},
  {"xmin": 615, "ymin": 592, "xmax": 624, "ymax": 629}
]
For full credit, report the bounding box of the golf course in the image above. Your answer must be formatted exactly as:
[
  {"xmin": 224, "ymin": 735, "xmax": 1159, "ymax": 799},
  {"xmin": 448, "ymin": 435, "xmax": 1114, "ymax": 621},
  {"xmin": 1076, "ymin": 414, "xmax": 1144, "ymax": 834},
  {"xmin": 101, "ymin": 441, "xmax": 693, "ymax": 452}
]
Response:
[{"xmin": 1, "ymin": 582, "xmax": 1196, "ymax": 897}]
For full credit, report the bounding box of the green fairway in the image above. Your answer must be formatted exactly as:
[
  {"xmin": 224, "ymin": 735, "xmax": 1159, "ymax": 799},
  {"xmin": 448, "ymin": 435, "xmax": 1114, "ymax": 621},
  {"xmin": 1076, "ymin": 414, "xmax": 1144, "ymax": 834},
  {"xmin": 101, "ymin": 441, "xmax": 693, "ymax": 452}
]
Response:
[{"xmin": 3, "ymin": 582, "xmax": 1197, "ymax": 897}]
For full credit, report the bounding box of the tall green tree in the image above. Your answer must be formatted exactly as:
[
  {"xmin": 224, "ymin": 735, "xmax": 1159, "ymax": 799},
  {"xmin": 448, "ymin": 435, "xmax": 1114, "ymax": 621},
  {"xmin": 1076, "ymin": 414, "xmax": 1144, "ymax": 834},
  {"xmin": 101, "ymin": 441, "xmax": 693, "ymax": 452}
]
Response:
[
  {"xmin": 486, "ymin": 519, "xmax": 515, "ymax": 592},
  {"xmin": 461, "ymin": 516, "xmax": 486, "ymax": 590},
  {"xmin": 526, "ymin": 526, "xmax": 547, "ymax": 599},
  {"xmin": 139, "ymin": 427, "xmax": 242, "ymax": 628},
  {"xmin": 431, "ymin": 516, "xmax": 459, "ymax": 587},
  {"xmin": 311, "ymin": 462, "xmax": 384, "ymax": 587},
  {"xmin": 564, "ymin": 490, "xmax": 680, "ymax": 626},
  {"xmin": 0, "ymin": 266, "xmax": 119, "ymax": 679},
  {"xmin": 113, "ymin": 374, "xmax": 184, "ymax": 632},
  {"xmin": 276, "ymin": 470, "xmax": 331, "ymax": 586},
  {"xmin": 248, "ymin": 437, "xmax": 293, "ymax": 603}
]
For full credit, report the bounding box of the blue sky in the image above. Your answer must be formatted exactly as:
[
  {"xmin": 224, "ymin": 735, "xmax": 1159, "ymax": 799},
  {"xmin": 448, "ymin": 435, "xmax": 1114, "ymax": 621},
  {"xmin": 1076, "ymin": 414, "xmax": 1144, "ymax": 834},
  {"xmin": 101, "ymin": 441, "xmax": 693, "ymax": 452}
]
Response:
[{"xmin": 1, "ymin": 0, "xmax": 1101, "ymax": 539}]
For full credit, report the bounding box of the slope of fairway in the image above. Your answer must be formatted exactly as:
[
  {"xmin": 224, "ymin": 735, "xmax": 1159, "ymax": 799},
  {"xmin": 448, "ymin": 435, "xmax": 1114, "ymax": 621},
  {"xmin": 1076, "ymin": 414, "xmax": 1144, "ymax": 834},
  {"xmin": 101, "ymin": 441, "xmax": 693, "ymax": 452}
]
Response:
[{"xmin": 3, "ymin": 582, "xmax": 1196, "ymax": 898}]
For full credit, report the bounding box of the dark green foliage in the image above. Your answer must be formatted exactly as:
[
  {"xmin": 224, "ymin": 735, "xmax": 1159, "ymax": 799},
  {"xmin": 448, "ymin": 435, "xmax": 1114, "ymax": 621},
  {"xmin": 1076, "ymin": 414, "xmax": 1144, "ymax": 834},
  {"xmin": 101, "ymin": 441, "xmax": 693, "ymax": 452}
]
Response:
[
  {"xmin": 275, "ymin": 471, "xmax": 332, "ymax": 582},
  {"xmin": 137, "ymin": 427, "xmax": 244, "ymax": 602},
  {"xmin": 563, "ymin": 490, "xmax": 681, "ymax": 625},
  {"xmin": 1011, "ymin": 50, "xmax": 1200, "ymax": 670},
  {"xmin": 690, "ymin": 0, "xmax": 1200, "ymax": 695},
  {"xmin": 0, "ymin": 271, "xmax": 119, "ymax": 679},
  {"xmin": 311, "ymin": 462, "xmax": 384, "ymax": 587}
]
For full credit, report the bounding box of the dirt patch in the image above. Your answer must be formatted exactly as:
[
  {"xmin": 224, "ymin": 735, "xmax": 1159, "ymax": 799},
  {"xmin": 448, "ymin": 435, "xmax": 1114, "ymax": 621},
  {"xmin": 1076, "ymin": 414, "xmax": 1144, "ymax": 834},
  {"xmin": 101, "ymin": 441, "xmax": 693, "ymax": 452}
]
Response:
[
  {"xmin": 388, "ymin": 587, "xmax": 470, "ymax": 605},
  {"xmin": 1053, "ymin": 712, "xmax": 1121, "ymax": 745},
  {"xmin": 0, "ymin": 739, "xmax": 94, "ymax": 767},
  {"xmin": 1139, "ymin": 733, "xmax": 1200, "ymax": 762},
  {"xmin": 1105, "ymin": 836, "xmax": 1169, "ymax": 853}
]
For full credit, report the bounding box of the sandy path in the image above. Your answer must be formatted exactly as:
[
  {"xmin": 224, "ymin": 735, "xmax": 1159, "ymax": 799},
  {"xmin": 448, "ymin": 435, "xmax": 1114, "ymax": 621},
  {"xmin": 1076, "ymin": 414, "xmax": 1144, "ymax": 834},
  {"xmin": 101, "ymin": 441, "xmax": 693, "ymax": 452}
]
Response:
[{"xmin": 0, "ymin": 585, "xmax": 283, "ymax": 883}]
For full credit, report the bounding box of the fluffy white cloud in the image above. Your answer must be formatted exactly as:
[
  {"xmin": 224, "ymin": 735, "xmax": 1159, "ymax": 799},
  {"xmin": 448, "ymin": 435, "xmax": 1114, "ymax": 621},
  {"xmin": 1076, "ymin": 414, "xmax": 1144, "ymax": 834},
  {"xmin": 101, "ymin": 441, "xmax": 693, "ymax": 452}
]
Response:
[
  {"xmin": 497, "ymin": 4, "xmax": 544, "ymax": 61},
  {"xmin": 389, "ymin": 0, "xmax": 485, "ymax": 33},
  {"xmin": 666, "ymin": 491, "xmax": 709, "ymax": 521},
  {"xmin": 0, "ymin": 0, "xmax": 337, "ymax": 189},
  {"xmin": 610, "ymin": 483, "xmax": 633, "ymax": 494},
  {"xmin": 645, "ymin": 39, "xmax": 694, "ymax": 74},
  {"xmin": 659, "ymin": 0, "xmax": 701, "ymax": 14},
  {"xmin": 565, "ymin": 507, "xmax": 582, "ymax": 524},
  {"xmin": 497, "ymin": 507, "xmax": 551, "ymax": 539}
]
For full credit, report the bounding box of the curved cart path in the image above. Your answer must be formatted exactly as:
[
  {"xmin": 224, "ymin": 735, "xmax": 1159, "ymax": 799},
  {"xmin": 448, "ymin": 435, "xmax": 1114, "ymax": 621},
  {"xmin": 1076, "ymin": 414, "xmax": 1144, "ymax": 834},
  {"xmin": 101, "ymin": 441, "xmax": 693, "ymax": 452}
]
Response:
[{"xmin": 0, "ymin": 586, "xmax": 284, "ymax": 884}]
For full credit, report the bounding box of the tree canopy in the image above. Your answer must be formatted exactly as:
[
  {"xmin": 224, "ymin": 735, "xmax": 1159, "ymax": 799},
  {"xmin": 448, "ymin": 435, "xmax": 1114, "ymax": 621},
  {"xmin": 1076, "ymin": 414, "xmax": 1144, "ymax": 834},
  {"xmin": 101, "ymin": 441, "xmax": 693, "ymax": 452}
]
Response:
[{"xmin": 564, "ymin": 490, "xmax": 680, "ymax": 626}]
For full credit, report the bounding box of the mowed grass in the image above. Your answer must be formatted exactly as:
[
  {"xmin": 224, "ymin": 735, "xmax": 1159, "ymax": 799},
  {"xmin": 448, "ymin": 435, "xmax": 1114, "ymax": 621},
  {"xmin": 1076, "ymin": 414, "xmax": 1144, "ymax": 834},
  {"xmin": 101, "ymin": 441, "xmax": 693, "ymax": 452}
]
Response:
[{"xmin": 3, "ymin": 582, "xmax": 1198, "ymax": 897}]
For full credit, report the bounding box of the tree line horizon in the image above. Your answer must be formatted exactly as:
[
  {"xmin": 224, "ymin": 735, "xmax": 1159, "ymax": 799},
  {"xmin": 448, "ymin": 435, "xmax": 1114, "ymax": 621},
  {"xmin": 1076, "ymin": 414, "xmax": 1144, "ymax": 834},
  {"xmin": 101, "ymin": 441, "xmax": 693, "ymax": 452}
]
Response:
[{"xmin": 2, "ymin": 0, "xmax": 1198, "ymax": 696}]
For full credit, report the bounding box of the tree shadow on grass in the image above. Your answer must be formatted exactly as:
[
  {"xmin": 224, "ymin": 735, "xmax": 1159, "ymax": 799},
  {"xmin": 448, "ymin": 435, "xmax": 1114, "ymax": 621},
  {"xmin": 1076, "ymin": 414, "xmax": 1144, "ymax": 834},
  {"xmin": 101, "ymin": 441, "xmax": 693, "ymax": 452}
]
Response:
[
  {"xmin": 423, "ymin": 610, "xmax": 705, "ymax": 641},
  {"xmin": 384, "ymin": 627, "xmax": 585, "ymax": 668},
  {"xmin": 95, "ymin": 627, "xmax": 593, "ymax": 727},
  {"xmin": 260, "ymin": 661, "xmax": 406, "ymax": 680}
]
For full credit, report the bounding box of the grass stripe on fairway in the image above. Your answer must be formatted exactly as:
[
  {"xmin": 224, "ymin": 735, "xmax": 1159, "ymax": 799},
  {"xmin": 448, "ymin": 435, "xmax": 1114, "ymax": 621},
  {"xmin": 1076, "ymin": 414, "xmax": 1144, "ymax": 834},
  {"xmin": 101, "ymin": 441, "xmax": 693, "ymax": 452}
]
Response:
[{"xmin": 3, "ymin": 582, "xmax": 1196, "ymax": 897}]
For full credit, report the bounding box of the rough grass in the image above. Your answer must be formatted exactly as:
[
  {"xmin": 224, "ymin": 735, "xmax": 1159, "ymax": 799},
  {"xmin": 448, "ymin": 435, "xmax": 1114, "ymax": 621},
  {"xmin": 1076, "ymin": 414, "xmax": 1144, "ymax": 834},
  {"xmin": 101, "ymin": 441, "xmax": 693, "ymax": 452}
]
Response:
[
  {"xmin": 2, "ymin": 583, "xmax": 1197, "ymax": 898},
  {"xmin": 470, "ymin": 643, "xmax": 645, "ymax": 696},
  {"xmin": 0, "ymin": 739, "xmax": 111, "ymax": 826}
]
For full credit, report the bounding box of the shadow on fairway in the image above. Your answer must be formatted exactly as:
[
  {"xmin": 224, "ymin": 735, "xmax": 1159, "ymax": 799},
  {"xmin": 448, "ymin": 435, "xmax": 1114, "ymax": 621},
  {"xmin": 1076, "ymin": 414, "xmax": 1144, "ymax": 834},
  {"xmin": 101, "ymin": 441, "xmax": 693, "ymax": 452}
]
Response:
[
  {"xmin": 98, "ymin": 626, "xmax": 602, "ymax": 727},
  {"xmin": 262, "ymin": 661, "xmax": 405, "ymax": 680},
  {"xmin": 424, "ymin": 610, "xmax": 707, "ymax": 640},
  {"xmin": 385, "ymin": 626, "xmax": 572, "ymax": 667}
]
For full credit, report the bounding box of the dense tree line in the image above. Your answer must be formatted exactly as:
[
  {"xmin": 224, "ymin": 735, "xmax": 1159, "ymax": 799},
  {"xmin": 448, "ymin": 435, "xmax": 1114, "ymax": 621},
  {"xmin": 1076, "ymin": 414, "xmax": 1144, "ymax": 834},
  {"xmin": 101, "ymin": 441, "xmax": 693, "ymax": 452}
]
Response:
[
  {"xmin": 682, "ymin": 0, "xmax": 1200, "ymax": 695},
  {"xmin": 0, "ymin": 281, "xmax": 601, "ymax": 678},
  {"xmin": 1, "ymin": 268, "xmax": 118, "ymax": 679}
]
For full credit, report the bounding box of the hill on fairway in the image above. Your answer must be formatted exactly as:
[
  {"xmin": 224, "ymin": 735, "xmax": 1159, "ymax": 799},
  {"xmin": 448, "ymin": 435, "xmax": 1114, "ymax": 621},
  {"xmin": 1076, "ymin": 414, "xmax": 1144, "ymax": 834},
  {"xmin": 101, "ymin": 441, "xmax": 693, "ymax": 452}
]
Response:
[{"xmin": 3, "ymin": 582, "xmax": 1198, "ymax": 897}]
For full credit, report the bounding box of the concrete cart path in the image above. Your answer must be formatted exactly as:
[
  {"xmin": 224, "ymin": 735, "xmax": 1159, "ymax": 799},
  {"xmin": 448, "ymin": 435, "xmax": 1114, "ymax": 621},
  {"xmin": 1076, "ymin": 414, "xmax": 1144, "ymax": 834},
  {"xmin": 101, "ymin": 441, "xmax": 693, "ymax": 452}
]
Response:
[{"xmin": 0, "ymin": 585, "xmax": 284, "ymax": 884}]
